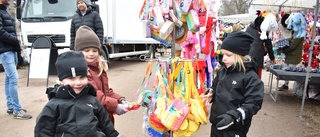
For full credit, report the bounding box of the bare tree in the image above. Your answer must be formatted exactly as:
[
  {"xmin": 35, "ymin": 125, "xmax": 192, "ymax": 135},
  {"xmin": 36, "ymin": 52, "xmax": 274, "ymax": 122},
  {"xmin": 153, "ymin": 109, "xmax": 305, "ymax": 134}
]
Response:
[{"xmin": 220, "ymin": 0, "xmax": 250, "ymax": 16}]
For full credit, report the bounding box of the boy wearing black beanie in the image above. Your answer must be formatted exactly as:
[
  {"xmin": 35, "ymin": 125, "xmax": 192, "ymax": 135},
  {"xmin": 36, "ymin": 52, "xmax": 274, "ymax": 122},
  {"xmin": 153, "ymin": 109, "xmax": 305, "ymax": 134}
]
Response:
[
  {"xmin": 35, "ymin": 51, "xmax": 121, "ymax": 137},
  {"xmin": 203, "ymin": 31, "xmax": 265, "ymax": 137}
]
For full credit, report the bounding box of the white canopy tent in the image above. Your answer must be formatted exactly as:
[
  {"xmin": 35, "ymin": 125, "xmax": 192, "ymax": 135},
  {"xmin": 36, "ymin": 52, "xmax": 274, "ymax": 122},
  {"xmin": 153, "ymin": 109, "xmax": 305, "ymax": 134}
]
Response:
[
  {"xmin": 220, "ymin": 0, "xmax": 316, "ymax": 24},
  {"xmin": 219, "ymin": 13, "xmax": 256, "ymax": 24},
  {"xmin": 250, "ymin": 0, "xmax": 315, "ymax": 11}
]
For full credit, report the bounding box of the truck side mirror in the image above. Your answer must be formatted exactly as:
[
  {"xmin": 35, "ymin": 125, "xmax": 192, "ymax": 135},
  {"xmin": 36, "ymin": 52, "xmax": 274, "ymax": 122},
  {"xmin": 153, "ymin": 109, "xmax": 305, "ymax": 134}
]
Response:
[
  {"xmin": 91, "ymin": 4, "xmax": 99, "ymax": 13},
  {"xmin": 48, "ymin": 0, "xmax": 58, "ymax": 4}
]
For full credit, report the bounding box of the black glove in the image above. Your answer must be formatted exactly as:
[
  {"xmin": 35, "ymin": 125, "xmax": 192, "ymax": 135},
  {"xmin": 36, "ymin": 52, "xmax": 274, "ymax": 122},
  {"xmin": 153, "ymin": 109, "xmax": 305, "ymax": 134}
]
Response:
[
  {"xmin": 216, "ymin": 110, "xmax": 241, "ymax": 130},
  {"xmin": 17, "ymin": 51, "xmax": 25, "ymax": 67}
]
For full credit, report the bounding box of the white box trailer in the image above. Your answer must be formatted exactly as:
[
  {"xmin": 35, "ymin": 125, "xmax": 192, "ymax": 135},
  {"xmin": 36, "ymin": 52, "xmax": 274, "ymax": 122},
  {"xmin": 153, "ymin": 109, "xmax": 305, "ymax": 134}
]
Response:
[
  {"xmin": 97, "ymin": 0, "xmax": 160, "ymax": 59},
  {"xmin": 15, "ymin": 0, "xmax": 160, "ymax": 62}
]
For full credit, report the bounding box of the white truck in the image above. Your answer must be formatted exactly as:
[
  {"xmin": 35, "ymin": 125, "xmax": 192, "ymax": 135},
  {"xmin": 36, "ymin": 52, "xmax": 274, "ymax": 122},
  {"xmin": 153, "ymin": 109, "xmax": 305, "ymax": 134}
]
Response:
[{"xmin": 15, "ymin": 0, "xmax": 160, "ymax": 62}]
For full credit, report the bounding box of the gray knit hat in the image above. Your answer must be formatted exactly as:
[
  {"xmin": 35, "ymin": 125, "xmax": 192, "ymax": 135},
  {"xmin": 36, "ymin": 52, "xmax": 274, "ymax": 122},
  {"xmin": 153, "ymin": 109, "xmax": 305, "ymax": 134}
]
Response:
[
  {"xmin": 77, "ymin": 0, "xmax": 89, "ymax": 5},
  {"xmin": 74, "ymin": 25, "xmax": 100, "ymax": 52},
  {"xmin": 55, "ymin": 51, "xmax": 88, "ymax": 81}
]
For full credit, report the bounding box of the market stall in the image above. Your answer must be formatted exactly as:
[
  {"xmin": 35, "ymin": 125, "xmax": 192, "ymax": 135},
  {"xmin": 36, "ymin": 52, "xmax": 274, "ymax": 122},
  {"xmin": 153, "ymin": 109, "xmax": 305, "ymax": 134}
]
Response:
[
  {"xmin": 136, "ymin": 0, "xmax": 222, "ymax": 136},
  {"xmin": 251, "ymin": 0, "xmax": 320, "ymax": 117}
]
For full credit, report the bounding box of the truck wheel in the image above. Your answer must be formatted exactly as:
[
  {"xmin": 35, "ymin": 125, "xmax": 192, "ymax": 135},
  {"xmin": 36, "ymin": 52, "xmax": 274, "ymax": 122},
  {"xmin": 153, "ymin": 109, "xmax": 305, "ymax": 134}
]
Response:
[
  {"xmin": 139, "ymin": 55, "xmax": 146, "ymax": 61},
  {"xmin": 100, "ymin": 45, "xmax": 110, "ymax": 62},
  {"xmin": 149, "ymin": 44, "xmax": 156, "ymax": 59}
]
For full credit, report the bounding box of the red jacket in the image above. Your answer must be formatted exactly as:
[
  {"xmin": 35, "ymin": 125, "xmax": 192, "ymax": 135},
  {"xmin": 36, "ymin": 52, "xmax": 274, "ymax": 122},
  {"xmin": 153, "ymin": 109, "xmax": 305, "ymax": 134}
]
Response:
[{"xmin": 87, "ymin": 61, "xmax": 123, "ymax": 124}]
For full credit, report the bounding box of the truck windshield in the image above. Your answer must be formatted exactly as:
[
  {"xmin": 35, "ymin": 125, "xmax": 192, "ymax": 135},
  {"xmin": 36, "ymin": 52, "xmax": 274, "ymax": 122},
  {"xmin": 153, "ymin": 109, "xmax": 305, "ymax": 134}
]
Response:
[{"xmin": 22, "ymin": 0, "xmax": 77, "ymax": 21}]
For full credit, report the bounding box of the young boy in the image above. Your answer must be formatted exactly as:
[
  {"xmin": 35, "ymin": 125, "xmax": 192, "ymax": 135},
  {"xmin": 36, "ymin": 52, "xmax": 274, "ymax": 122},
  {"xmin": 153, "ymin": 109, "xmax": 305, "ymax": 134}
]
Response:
[{"xmin": 34, "ymin": 51, "xmax": 121, "ymax": 137}]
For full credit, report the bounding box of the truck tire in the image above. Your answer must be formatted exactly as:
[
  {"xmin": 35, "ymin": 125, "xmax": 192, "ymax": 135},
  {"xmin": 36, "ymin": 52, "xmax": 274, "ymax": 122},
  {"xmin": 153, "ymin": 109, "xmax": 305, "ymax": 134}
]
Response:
[
  {"xmin": 149, "ymin": 44, "xmax": 156, "ymax": 59},
  {"xmin": 100, "ymin": 45, "xmax": 110, "ymax": 62}
]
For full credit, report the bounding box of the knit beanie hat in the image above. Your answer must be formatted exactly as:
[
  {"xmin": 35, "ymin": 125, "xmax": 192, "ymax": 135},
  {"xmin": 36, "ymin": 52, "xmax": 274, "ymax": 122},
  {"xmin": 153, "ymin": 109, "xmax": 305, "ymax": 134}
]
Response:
[
  {"xmin": 221, "ymin": 31, "xmax": 254, "ymax": 56},
  {"xmin": 74, "ymin": 25, "xmax": 100, "ymax": 51},
  {"xmin": 254, "ymin": 16, "xmax": 264, "ymax": 32},
  {"xmin": 77, "ymin": 0, "xmax": 88, "ymax": 5},
  {"xmin": 281, "ymin": 13, "xmax": 290, "ymax": 28},
  {"xmin": 55, "ymin": 51, "xmax": 88, "ymax": 81}
]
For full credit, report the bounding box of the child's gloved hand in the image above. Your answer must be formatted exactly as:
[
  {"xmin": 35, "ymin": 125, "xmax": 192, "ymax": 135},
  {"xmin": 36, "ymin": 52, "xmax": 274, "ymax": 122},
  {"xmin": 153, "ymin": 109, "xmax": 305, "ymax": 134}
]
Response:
[
  {"xmin": 115, "ymin": 104, "xmax": 128, "ymax": 115},
  {"xmin": 216, "ymin": 110, "xmax": 241, "ymax": 130}
]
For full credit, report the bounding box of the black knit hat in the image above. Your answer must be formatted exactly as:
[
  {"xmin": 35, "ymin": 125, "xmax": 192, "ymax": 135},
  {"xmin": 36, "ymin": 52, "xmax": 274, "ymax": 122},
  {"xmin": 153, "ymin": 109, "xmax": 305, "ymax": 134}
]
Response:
[
  {"xmin": 74, "ymin": 25, "xmax": 100, "ymax": 52},
  {"xmin": 281, "ymin": 13, "xmax": 290, "ymax": 28},
  {"xmin": 254, "ymin": 16, "xmax": 264, "ymax": 32},
  {"xmin": 221, "ymin": 31, "xmax": 254, "ymax": 56},
  {"xmin": 55, "ymin": 51, "xmax": 88, "ymax": 81}
]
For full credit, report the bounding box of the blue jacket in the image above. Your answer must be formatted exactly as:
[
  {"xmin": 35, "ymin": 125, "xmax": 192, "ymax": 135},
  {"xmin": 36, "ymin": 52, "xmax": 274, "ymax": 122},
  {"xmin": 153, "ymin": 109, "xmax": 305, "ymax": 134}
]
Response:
[{"xmin": 0, "ymin": 4, "xmax": 20, "ymax": 54}]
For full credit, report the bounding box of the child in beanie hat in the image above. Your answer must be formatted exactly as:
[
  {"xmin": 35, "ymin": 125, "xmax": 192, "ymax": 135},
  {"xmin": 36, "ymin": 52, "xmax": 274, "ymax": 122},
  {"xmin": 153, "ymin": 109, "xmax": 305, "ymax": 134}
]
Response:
[
  {"xmin": 55, "ymin": 51, "xmax": 88, "ymax": 81},
  {"xmin": 203, "ymin": 30, "xmax": 264, "ymax": 137},
  {"xmin": 74, "ymin": 26, "xmax": 129, "ymax": 125},
  {"xmin": 221, "ymin": 31, "xmax": 254, "ymax": 56},
  {"xmin": 35, "ymin": 50, "xmax": 121, "ymax": 137},
  {"xmin": 75, "ymin": 25, "xmax": 101, "ymax": 52}
]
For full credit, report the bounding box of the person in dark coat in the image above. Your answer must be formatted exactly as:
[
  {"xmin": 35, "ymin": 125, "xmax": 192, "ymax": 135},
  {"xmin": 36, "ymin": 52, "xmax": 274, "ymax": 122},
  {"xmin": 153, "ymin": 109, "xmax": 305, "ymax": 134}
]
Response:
[
  {"xmin": 0, "ymin": 0, "xmax": 32, "ymax": 119},
  {"xmin": 34, "ymin": 51, "xmax": 121, "ymax": 137},
  {"xmin": 70, "ymin": 0, "xmax": 104, "ymax": 50},
  {"xmin": 203, "ymin": 31, "xmax": 264, "ymax": 137},
  {"xmin": 246, "ymin": 21, "xmax": 275, "ymax": 78}
]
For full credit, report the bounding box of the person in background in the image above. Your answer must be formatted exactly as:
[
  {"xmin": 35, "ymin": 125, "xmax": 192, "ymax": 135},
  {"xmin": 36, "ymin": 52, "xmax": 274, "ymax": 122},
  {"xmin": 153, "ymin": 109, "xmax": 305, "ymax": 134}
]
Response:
[
  {"xmin": 246, "ymin": 17, "xmax": 275, "ymax": 78},
  {"xmin": 75, "ymin": 25, "xmax": 128, "ymax": 126},
  {"xmin": 277, "ymin": 37, "xmax": 304, "ymax": 91},
  {"xmin": 232, "ymin": 23, "xmax": 243, "ymax": 32},
  {"xmin": 276, "ymin": 13, "xmax": 303, "ymax": 91},
  {"xmin": 0, "ymin": 0, "xmax": 32, "ymax": 119},
  {"xmin": 34, "ymin": 51, "xmax": 121, "ymax": 137},
  {"xmin": 70, "ymin": 0, "xmax": 103, "ymax": 50},
  {"xmin": 203, "ymin": 31, "xmax": 264, "ymax": 137}
]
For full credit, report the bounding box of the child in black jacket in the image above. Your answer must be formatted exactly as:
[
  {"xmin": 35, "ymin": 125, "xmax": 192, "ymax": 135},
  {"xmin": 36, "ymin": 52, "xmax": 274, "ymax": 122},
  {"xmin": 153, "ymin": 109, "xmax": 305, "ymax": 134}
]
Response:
[
  {"xmin": 34, "ymin": 51, "xmax": 121, "ymax": 137},
  {"xmin": 204, "ymin": 31, "xmax": 264, "ymax": 137}
]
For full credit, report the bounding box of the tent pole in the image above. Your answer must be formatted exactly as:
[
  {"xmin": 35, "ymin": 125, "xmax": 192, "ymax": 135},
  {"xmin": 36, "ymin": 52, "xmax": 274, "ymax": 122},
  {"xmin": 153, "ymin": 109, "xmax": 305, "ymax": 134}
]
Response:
[
  {"xmin": 169, "ymin": 1, "xmax": 175, "ymax": 137},
  {"xmin": 299, "ymin": 0, "xmax": 319, "ymax": 117},
  {"xmin": 278, "ymin": 0, "xmax": 289, "ymax": 13}
]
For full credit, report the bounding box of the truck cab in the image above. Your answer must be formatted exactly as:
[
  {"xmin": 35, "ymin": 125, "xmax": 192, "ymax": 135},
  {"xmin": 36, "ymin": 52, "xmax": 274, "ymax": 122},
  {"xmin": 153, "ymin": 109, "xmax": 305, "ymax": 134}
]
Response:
[{"xmin": 15, "ymin": 0, "xmax": 159, "ymax": 62}]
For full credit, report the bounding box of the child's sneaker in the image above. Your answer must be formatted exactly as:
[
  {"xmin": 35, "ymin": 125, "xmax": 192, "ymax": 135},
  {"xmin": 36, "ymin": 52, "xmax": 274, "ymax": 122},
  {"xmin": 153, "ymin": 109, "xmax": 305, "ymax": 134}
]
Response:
[
  {"xmin": 7, "ymin": 109, "xmax": 27, "ymax": 115},
  {"xmin": 13, "ymin": 110, "xmax": 32, "ymax": 119}
]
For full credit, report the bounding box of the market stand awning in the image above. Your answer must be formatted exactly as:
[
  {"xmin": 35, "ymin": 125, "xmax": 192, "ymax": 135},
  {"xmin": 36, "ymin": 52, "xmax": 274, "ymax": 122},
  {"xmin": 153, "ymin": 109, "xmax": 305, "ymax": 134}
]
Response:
[{"xmin": 250, "ymin": 0, "xmax": 315, "ymax": 10}]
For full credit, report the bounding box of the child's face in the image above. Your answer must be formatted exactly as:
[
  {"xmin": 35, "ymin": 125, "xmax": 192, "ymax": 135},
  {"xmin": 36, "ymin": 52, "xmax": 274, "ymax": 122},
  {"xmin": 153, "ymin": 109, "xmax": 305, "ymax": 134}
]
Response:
[
  {"xmin": 82, "ymin": 47, "xmax": 100, "ymax": 63},
  {"xmin": 221, "ymin": 49, "xmax": 235, "ymax": 68},
  {"xmin": 61, "ymin": 75, "xmax": 88, "ymax": 94}
]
